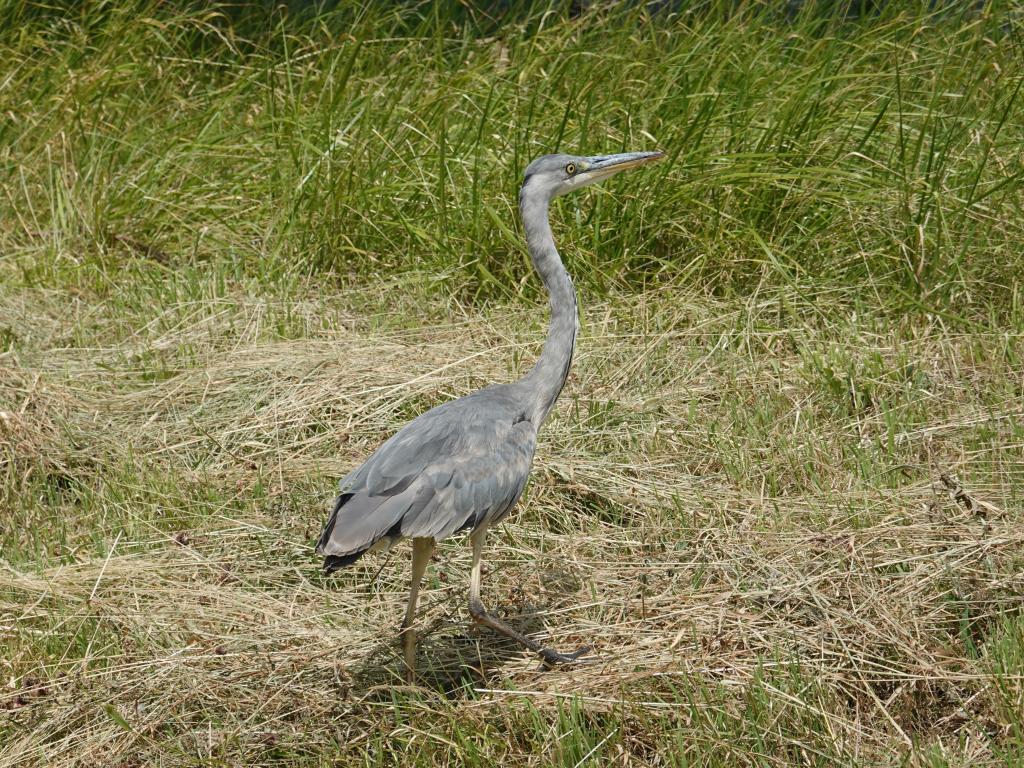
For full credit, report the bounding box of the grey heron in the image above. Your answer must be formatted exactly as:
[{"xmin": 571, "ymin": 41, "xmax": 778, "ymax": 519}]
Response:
[{"xmin": 316, "ymin": 150, "xmax": 665, "ymax": 678}]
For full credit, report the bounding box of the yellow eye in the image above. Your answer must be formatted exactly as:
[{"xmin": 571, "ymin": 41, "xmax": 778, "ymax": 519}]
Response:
[{"xmin": 565, "ymin": 162, "xmax": 576, "ymax": 175}]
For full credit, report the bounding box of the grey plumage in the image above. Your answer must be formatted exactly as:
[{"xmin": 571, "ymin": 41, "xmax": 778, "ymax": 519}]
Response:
[
  {"xmin": 315, "ymin": 150, "xmax": 665, "ymax": 677},
  {"xmin": 318, "ymin": 385, "xmax": 535, "ymax": 566}
]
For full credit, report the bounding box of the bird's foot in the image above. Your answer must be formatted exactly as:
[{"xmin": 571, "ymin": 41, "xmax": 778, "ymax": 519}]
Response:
[{"xmin": 539, "ymin": 644, "xmax": 591, "ymax": 666}]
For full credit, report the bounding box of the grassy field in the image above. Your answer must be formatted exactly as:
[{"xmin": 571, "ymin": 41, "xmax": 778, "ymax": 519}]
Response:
[{"xmin": 2, "ymin": 1, "xmax": 1023, "ymax": 765}]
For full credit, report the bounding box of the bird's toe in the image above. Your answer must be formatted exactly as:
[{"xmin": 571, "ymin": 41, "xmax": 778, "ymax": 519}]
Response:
[{"xmin": 539, "ymin": 644, "xmax": 590, "ymax": 666}]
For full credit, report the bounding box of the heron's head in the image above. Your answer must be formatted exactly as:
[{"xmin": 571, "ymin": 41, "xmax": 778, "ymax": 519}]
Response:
[{"xmin": 521, "ymin": 151, "xmax": 665, "ymax": 201}]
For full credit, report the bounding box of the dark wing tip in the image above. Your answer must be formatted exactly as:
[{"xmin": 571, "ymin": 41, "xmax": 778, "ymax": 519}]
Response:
[{"xmin": 322, "ymin": 549, "xmax": 367, "ymax": 574}]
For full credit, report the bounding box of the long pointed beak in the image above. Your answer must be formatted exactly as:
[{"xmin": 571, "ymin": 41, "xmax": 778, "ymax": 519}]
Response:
[{"xmin": 584, "ymin": 150, "xmax": 666, "ymax": 179}]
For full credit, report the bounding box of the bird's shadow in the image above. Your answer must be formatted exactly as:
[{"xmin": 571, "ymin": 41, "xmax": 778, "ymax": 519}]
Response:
[{"xmin": 342, "ymin": 565, "xmax": 587, "ymax": 699}]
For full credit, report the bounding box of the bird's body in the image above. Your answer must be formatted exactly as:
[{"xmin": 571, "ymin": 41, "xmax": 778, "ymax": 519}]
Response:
[
  {"xmin": 316, "ymin": 150, "xmax": 664, "ymax": 677},
  {"xmin": 318, "ymin": 382, "xmax": 537, "ymax": 569}
]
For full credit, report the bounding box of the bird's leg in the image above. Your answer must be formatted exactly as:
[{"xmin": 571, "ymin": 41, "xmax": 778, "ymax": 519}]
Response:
[
  {"xmin": 401, "ymin": 537, "xmax": 435, "ymax": 682},
  {"xmin": 468, "ymin": 528, "xmax": 589, "ymax": 666}
]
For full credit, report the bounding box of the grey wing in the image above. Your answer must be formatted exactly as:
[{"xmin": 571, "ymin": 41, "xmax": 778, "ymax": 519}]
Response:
[{"xmin": 316, "ymin": 396, "xmax": 536, "ymax": 566}]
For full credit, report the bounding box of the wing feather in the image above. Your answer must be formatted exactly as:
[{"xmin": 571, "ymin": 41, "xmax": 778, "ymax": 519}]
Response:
[{"xmin": 316, "ymin": 388, "xmax": 536, "ymax": 567}]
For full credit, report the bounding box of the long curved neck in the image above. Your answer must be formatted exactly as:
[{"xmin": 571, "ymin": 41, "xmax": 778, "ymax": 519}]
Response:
[{"xmin": 518, "ymin": 183, "xmax": 578, "ymax": 427}]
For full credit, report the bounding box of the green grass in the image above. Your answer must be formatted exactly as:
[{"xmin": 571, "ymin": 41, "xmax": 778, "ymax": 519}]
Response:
[{"xmin": 2, "ymin": 1, "xmax": 1023, "ymax": 765}]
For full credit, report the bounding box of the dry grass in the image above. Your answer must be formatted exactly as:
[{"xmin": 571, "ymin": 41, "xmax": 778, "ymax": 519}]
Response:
[{"xmin": 2, "ymin": 281, "xmax": 1022, "ymax": 766}]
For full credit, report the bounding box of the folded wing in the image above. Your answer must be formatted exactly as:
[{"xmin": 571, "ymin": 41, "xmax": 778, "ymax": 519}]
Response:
[{"xmin": 316, "ymin": 392, "xmax": 536, "ymax": 570}]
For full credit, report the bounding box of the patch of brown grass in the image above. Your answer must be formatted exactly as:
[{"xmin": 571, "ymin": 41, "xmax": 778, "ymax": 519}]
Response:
[{"xmin": 2, "ymin": 285, "xmax": 1022, "ymax": 766}]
